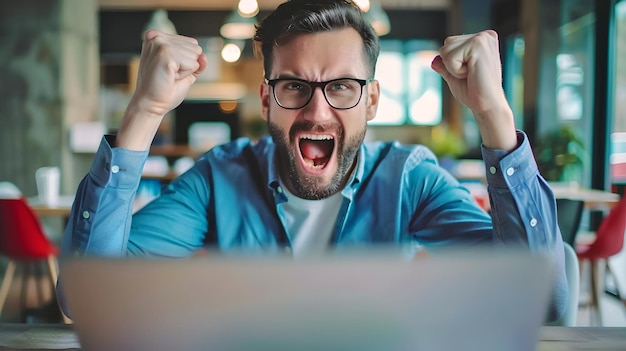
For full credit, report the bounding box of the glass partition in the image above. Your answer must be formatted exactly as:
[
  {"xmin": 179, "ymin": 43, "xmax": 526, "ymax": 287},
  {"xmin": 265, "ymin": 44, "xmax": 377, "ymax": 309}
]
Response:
[
  {"xmin": 370, "ymin": 39, "xmax": 442, "ymax": 126},
  {"xmin": 611, "ymin": 1, "xmax": 626, "ymax": 189}
]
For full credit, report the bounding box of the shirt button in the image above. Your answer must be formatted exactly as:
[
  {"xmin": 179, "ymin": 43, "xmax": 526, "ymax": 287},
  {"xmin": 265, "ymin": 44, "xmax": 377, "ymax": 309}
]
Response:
[
  {"xmin": 283, "ymin": 246, "xmax": 292, "ymax": 254},
  {"xmin": 530, "ymin": 218, "xmax": 537, "ymax": 227},
  {"xmin": 489, "ymin": 166, "xmax": 497, "ymax": 175},
  {"xmin": 111, "ymin": 165, "xmax": 120, "ymax": 173},
  {"xmin": 276, "ymin": 186, "xmax": 283, "ymax": 194},
  {"xmin": 82, "ymin": 210, "xmax": 90, "ymax": 219},
  {"xmin": 506, "ymin": 167, "xmax": 515, "ymax": 176}
]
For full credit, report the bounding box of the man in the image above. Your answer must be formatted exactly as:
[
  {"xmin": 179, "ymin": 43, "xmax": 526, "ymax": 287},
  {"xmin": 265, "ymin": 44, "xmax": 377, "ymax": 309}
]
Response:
[{"xmin": 59, "ymin": 0, "xmax": 566, "ymax": 320}]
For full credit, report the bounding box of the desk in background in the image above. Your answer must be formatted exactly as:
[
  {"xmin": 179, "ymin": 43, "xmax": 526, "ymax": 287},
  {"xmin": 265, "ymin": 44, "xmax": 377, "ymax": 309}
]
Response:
[
  {"xmin": 549, "ymin": 182, "xmax": 620, "ymax": 211},
  {"xmin": 1, "ymin": 324, "xmax": 626, "ymax": 350},
  {"xmin": 28, "ymin": 192, "xmax": 148, "ymax": 221},
  {"xmin": 27, "ymin": 196, "xmax": 74, "ymax": 239},
  {"xmin": 27, "ymin": 196, "xmax": 74, "ymax": 218}
]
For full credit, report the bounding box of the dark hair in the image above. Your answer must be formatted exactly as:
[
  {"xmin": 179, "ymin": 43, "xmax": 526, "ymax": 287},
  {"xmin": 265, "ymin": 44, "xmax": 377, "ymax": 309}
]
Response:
[{"xmin": 253, "ymin": 0, "xmax": 380, "ymax": 79}]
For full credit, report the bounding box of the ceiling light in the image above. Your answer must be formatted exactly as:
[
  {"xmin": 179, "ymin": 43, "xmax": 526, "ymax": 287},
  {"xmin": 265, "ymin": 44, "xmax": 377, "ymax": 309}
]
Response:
[
  {"xmin": 238, "ymin": 0, "xmax": 259, "ymax": 17},
  {"xmin": 221, "ymin": 41, "xmax": 243, "ymax": 63},
  {"xmin": 220, "ymin": 8, "xmax": 258, "ymax": 40}
]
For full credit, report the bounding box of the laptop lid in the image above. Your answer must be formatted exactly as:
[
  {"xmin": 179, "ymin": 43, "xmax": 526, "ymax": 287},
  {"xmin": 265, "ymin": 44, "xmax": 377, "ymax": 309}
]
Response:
[{"xmin": 59, "ymin": 248, "xmax": 554, "ymax": 351}]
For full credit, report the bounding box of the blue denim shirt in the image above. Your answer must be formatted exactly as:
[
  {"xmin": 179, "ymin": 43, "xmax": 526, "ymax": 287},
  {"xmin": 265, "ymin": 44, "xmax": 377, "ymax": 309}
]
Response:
[{"xmin": 60, "ymin": 131, "xmax": 566, "ymax": 320}]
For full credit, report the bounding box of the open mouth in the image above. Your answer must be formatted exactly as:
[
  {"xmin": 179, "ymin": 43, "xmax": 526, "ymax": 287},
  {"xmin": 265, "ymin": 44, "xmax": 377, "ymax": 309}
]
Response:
[{"xmin": 298, "ymin": 134, "xmax": 335, "ymax": 170}]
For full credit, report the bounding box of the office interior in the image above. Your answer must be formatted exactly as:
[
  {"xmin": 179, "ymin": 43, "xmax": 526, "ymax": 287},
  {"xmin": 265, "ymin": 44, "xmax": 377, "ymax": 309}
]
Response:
[{"xmin": 1, "ymin": 0, "xmax": 626, "ymax": 326}]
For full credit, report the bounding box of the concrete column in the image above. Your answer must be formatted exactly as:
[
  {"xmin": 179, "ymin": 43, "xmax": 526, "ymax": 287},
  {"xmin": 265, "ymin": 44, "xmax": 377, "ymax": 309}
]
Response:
[{"xmin": 0, "ymin": 0, "xmax": 98, "ymax": 197}]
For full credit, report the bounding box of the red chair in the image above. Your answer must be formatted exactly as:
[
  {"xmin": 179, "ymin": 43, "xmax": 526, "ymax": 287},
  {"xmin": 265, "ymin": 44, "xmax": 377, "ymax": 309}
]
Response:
[
  {"xmin": 576, "ymin": 195, "xmax": 626, "ymax": 325},
  {"xmin": 0, "ymin": 197, "xmax": 66, "ymax": 322}
]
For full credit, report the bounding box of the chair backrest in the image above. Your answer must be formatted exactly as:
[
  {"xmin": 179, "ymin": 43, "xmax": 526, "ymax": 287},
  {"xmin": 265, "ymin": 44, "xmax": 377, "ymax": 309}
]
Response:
[
  {"xmin": 546, "ymin": 242, "xmax": 579, "ymax": 326},
  {"xmin": 0, "ymin": 198, "xmax": 58, "ymax": 259},
  {"xmin": 581, "ymin": 195, "xmax": 626, "ymax": 260},
  {"xmin": 556, "ymin": 199, "xmax": 585, "ymax": 246}
]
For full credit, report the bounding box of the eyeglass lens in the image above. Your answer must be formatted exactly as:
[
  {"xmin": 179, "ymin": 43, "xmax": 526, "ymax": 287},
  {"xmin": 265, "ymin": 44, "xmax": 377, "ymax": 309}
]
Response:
[{"xmin": 273, "ymin": 79, "xmax": 364, "ymax": 109}]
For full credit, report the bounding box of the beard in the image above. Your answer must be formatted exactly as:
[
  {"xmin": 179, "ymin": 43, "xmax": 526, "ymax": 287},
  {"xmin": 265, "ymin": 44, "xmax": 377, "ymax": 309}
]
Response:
[{"xmin": 268, "ymin": 116, "xmax": 366, "ymax": 200}]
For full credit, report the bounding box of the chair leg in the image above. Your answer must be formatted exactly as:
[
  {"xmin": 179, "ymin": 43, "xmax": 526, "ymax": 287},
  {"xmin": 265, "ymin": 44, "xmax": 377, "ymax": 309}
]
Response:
[
  {"xmin": 34, "ymin": 261, "xmax": 45, "ymax": 307},
  {"xmin": 20, "ymin": 262, "xmax": 31, "ymax": 322},
  {"xmin": 46, "ymin": 256, "xmax": 72, "ymax": 324},
  {"xmin": 0, "ymin": 261, "xmax": 16, "ymax": 315},
  {"xmin": 46, "ymin": 256, "xmax": 58, "ymax": 289},
  {"xmin": 590, "ymin": 259, "xmax": 606, "ymax": 326},
  {"xmin": 589, "ymin": 260, "xmax": 598, "ymax": 325},
  {"xmin": 605, "ymin": 261, "xmax": 626, "ymax": 311}
]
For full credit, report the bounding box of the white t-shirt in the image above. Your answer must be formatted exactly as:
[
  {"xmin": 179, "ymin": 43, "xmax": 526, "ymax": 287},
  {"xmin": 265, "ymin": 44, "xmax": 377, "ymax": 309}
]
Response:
[{"xmin": 278, "ymin": 184, "xmax": 343, "ymax": 257}]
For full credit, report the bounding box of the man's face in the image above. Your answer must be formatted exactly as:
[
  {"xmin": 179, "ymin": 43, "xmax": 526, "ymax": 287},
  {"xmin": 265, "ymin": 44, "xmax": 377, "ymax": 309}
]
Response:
[{"xmin": 260, "ymin": 28, "xmax": 380, "ymax": 200}]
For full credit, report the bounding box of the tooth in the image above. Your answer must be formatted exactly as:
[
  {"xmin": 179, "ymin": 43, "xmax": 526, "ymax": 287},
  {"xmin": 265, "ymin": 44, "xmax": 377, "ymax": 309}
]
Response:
[
  {"xmin": 300, "ymin": 134, "xmax": 334, "ymax": 141},
  {"xmin": 303, "ymin": 158, "xmax": 326, "ymax": 169}
]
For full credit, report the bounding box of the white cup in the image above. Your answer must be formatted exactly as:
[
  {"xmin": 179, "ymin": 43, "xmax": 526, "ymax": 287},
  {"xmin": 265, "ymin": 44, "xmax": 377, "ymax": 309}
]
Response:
[{"xmin": 35, "ymin": 166, "xmax": 60, "ymax": 206}]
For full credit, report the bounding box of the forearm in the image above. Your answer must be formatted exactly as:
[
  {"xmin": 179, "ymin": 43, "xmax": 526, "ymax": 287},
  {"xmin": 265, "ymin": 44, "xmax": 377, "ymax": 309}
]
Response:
[
  {"xmin": 482, "ymin": 131, "xmax": 567, "ymax": 321},
  {"xmin": 115, "ymin": 30, "xmax": 208, "ymax": 151},
  {"xmin": 57, "ymin": 136, "xmax": 147, "ymax": 318}
]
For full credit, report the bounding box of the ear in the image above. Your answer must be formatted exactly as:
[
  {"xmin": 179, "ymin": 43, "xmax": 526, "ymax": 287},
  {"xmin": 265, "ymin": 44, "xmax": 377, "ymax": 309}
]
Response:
[
  {"xmin": 260, "ymin": 82, "xmax": 270, "ymax": 121},
  {"xmin": 365, "ymin": 80, "xmax": 380, "ymax": 121}
]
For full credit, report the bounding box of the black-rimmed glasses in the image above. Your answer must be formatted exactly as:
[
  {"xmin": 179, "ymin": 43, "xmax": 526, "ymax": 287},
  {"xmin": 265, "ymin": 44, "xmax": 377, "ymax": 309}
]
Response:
[{"xmin": 265, "ymin": 77, "xmax": 373, "ymax": 110}]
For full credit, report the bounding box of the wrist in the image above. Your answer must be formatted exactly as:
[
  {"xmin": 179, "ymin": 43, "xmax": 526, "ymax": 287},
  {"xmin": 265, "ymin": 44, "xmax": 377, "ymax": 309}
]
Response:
[
  {"xmin": 126, "ymin": 95, "xmax": 169, "ymax": 120},
  {"xmin": 474, "ymin": 106, "xmax": 517, "ymax": 151},
  {"xmin": 115, "ymin": 103, "xmax": 164, "ymax": 151}
]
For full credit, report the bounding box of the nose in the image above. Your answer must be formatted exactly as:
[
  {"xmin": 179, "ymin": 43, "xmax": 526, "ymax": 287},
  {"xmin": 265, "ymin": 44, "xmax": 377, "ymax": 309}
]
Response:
[{"xmin": 301, "ymin": 86, "xmax": 334, "ymax": 122}]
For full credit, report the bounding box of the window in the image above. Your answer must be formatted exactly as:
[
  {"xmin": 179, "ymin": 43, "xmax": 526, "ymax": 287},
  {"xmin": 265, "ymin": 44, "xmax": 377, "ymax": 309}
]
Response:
[
  {"xmin": 611, "ymin": 1, "xmax": 626, "ymax": 186},
  {"xmin": 369, "ymin": 39, "xmax": 442, "ymax": 126}
]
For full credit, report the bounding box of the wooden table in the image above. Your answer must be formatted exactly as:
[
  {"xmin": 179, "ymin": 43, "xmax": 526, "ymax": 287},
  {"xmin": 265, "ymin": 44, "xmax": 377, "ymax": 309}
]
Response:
[
  {"xmin": 27, "ymin": 196, "xmax": 74, "ymax": 218},
  {"xmin": 549, "ymin": 182, "xmax": 621, "ymax": 211},
  {"xmin": 1, "ymin": 324, "xmax": 626, "ymax": 350}
]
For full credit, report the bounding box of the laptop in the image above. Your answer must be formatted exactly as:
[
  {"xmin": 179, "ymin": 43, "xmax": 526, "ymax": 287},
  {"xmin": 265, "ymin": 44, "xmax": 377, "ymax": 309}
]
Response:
[{"xmin": 59, "ymin": 248, "xmax": 555, "ymax": 351}]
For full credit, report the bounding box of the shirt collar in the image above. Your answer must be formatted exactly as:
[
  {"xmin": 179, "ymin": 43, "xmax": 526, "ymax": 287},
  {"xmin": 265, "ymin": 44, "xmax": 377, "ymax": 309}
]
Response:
[{"xmin": 266, "ymin": 139, "xmax": 281, "ymax": 192}]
